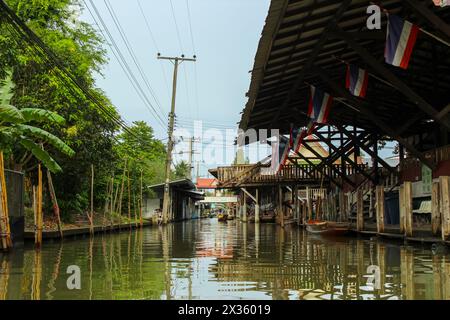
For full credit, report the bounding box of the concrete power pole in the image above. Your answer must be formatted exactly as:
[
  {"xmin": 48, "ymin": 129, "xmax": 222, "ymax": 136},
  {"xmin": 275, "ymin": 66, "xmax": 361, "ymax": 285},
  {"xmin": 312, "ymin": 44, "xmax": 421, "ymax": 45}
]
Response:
[
  {"xmin": 188, "ymin": 137, "xmax": 194, "ymax": 181},
  {"xmin": 158, "ymin": 54, "xmax": 196, "ymax": 224}
]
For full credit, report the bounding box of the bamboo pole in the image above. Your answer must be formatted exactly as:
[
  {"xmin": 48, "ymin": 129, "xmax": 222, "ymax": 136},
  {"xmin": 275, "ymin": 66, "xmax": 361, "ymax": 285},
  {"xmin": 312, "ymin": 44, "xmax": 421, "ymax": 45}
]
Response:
[
  {"xmin": 110, "ymin": 176, "xmax": 114, "ymax": 228},
  {"xmin": 0, "ymin": 152, "xmax": 12, "ymax": 250},
  {"xmin": 127, "ymin": 166, "xmax": 131, "ymax": 229},
  {"xmin": 47, "ymin": 170, "xmax": 63, "ymax": 238},
  {"xmin": 35, "ymin": 164, "xmax": 43, "ymax": 248},
  {"xmin": 87, "ymin": 164, "xmax": 94, "ymax": 235},
  {"xmin": 118, "ymin": 159, "xmax": 127, "ymax": 229},
  {"xmin": 140, "ymin": 169, "xmax": 143, "ymax": 227},
  {"xmin": 133, "ymin": 190, "xmax": 138, "ymax": 227}
]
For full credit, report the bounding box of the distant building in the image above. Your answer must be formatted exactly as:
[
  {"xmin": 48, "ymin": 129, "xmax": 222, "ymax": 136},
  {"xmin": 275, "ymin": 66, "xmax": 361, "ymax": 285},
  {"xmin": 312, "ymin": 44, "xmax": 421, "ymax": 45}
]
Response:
[{"xmin": 147, "ymin": 179, "xmax": 204, "ymax": 222}]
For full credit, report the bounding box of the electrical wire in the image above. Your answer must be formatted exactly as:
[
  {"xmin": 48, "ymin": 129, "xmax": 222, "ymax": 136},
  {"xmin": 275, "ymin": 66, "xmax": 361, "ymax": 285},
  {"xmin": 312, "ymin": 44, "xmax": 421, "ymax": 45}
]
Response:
[{"xmin": 103, "ymin": 0, "xmax": 167, "ymax": 127}]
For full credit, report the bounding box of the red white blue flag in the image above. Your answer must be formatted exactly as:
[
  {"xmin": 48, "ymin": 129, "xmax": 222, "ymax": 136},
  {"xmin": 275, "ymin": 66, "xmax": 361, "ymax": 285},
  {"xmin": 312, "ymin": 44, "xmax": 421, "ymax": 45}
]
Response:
[
  {"xmin": 385, "ymin": 14, "xmax": 420, "ymax": 69},
  {"xmin": 292, "ymin": 121, "xmax": 316, "ymax": 154},
  {"xmin": 307, "ymin": 86, "xmax": 333, "ymax": 124},
  {"xmin": 346, "ymin": 64, "xmax": 369, "ymax": 98}
]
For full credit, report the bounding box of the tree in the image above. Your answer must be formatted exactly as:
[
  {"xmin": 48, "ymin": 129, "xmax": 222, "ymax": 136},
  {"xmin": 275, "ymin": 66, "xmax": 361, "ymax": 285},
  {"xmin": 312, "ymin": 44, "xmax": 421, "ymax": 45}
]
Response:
[
  {"xmin": 173, "ymin": 161, "xmax": 190, "ymax": 180},
  {"xmin": 0, "ymin": 73, "xmax": 74, "ymax": 173}
]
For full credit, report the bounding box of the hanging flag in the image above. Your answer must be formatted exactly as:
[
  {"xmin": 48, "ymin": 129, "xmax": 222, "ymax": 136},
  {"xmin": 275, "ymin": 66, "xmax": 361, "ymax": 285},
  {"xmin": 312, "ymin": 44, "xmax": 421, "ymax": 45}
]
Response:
[
  {"xmin": 290, "ymin": 127, "xmax": 299, "ymax": 149},
  {"xmin": 307, "ymin": 86, "xmax": 333, "ymax": 124},
  {"xmin": 292, "ymin": 129, "xmax": 306, "ymax": 154},
  {"xmin": 346, "ymin": 64, "xmax": 369, "ymax": 98},
  {"xmin": 270, "ymin": 135, "xmax": 290, "ymax": 173},
  {"xmin": 385, "ymin": 14, "xmax": 420, "ymax": 69},
  {"xmin": 277, "ymin": 135, "xmax": 290, "ymax": 171}
]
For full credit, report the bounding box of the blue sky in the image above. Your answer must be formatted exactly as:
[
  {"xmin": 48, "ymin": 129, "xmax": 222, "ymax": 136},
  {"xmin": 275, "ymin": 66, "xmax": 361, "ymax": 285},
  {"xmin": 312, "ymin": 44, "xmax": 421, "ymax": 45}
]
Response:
[{"xmin": 80, "ymin": 0, "xmax": 271, "ymax": 176}]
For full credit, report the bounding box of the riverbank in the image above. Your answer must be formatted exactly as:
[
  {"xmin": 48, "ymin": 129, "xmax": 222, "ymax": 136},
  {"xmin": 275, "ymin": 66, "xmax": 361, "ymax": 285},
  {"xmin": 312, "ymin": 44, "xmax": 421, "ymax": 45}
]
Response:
[{"xmin": 23, "ymin": 220, "xmax": 153, "ymax": 241}]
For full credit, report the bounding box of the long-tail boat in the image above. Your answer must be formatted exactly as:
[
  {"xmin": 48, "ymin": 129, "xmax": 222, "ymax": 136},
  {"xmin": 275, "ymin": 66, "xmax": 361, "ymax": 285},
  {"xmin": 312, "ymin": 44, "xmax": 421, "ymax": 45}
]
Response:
[{"xmin": 306, "ymin": 220, "xmax": 350, "ymax": 236}]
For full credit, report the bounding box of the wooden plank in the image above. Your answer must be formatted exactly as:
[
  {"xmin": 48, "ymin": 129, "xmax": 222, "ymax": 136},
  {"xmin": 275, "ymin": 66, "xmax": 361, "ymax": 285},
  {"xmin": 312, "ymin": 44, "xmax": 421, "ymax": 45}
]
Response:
[
  {"xmin": 357, "ymin": 189, "xmax": 364, "ymax": 232},
  {"xmin": 440, "ymin": 176, "xmax": 450, "ymax": 241},
  {"xmin": 376, "ymin": 185, "xmax": 385, "ymax": 234},
  {"xmin": 404, "ymin": 182, "xmax": 413, "ymax": 237},
  {"xmin": 432, "ymin": 182, "xmax": 441, "ymax": 236}
]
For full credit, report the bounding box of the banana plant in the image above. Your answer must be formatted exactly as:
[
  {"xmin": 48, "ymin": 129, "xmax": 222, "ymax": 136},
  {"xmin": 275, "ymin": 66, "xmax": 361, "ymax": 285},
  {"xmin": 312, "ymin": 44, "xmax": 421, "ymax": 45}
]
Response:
[{"xmin": 0, "ymin": 72, "xmax": 75, "ymax": 173}]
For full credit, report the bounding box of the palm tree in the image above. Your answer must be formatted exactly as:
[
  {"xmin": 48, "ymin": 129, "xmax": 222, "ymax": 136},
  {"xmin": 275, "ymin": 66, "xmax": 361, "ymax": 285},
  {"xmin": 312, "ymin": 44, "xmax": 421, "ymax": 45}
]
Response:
[{"xmin": 0, "ymin": 72, "xmax": 74, "ymax": 173}]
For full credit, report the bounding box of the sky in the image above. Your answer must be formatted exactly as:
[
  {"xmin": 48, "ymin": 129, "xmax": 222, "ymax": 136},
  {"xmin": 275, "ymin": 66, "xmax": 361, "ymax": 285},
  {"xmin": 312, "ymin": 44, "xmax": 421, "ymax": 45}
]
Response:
[{"xmin": 80, "ymin": 0, "xmax": 271, "ymax": 177}]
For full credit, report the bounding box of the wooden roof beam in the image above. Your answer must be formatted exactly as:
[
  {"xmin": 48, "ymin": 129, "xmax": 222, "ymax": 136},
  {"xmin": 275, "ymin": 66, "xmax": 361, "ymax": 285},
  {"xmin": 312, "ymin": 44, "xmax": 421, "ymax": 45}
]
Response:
[
  {"xmin": 312, "ymin": 65, "xmax": 436, "ymax": 169},
  {"xmin": 333, "ymin": 28, "xmax": 450, "ymax": 131},
  {"xmin": 269, "ymin": 0, "xmax": 353, "ymax": 129}
]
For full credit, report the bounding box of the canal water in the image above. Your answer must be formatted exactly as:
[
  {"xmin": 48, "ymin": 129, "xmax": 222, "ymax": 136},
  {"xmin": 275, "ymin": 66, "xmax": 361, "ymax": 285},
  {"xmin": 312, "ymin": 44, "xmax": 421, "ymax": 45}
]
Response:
[{"xmin": 1, "ymin": 219, "xmax": 449, "ymax": 300}]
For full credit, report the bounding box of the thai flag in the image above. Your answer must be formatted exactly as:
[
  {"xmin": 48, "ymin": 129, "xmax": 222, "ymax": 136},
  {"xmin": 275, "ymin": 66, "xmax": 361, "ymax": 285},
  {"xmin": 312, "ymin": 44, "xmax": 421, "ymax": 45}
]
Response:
[
  {"xmin": 271, "ymin": 135, "xmax": 290, "ymax": 173},
  {"xmin": 292, "ymin": 121, "xmax": 316, "ymax": 154},
  {"xmin": 385, "ymin": 14, "xmax": 420, "ymax": 69},
  {"xmin": 307, "ymin": 86, "xmax": 333, "ymax": 124},
  {"xmin": 346, "ymin": 64, "xmax": 369, "ymax": 98}
]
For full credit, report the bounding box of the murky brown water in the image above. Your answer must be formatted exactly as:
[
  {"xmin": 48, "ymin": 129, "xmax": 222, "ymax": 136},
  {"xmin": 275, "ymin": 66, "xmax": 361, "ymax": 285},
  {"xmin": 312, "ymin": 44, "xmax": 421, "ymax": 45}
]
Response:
[{"xmin": 0, "ymin": 219, "xmax": 449, "ymax": 300}]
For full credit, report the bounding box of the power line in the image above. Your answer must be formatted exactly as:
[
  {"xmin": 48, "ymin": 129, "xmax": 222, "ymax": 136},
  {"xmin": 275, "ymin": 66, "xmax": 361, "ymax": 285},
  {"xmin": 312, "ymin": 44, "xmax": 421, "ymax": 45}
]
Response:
[
  {"xmin": 168, "ymin": 0, "xmax": 184, "ymax": 53},
  {"xmin": 103, "ymin": 0, "xmax": 167, "ymax": 126},
  {"xmin": 0, "ymin": 1, "xmax": 136, "ymax": 138},
  {"xmin": 136, "ymin": 0, "xmax": 171, "ymax": 101},
  {"xmin": 83, "ymin": 0, "xmax": 165, "ymax": 131},
  {"xmin": 87, "ymin": 0, "xmax": 167, "ymax": 130}
]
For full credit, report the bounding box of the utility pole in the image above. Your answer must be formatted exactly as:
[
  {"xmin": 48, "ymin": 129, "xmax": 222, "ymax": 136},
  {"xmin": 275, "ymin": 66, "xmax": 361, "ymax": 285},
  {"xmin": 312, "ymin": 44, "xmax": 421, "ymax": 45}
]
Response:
[
  {"xmin": 188, "ymin": 137, "xmax": 194, "ymax": 181},
  {"xmin": 158, "ymin": 54, "xmax": 196, "ymax": 224}
]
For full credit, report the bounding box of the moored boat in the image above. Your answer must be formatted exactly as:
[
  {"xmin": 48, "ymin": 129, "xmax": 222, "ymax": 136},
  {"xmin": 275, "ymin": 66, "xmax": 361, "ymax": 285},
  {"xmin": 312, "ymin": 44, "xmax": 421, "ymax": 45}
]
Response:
[
  {"xmin": 306, "ymin": 220, "xmax": 350, "ymax": 236},
  {"xmin": 218, "ymin": 213, "xmax": 228, "ymax": 222}
]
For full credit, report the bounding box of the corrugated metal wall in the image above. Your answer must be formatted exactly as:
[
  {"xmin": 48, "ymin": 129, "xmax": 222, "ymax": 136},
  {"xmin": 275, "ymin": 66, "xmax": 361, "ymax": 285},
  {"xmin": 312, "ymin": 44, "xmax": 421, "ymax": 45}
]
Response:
[{"xmin": 5, "ymin": 169, "xmax": 24, "ymax": 243}]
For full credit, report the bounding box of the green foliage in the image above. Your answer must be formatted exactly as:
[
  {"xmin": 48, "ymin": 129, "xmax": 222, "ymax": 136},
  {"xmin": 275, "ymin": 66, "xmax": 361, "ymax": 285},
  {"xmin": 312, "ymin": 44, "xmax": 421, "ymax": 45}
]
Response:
[
  {"xmin": 173, "ymin": 160, "xmax": 190, "ymax": 180},
  {"xmin": 0, "ymin": 75, "xmax": 74, "ymax": 173}
]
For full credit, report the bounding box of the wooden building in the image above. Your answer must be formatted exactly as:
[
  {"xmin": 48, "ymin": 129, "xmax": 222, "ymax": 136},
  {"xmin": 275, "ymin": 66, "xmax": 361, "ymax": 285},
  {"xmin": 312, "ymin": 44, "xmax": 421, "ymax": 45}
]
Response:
[
  {"xmin": 147, "ymin": 179, "xmax": 204, "ymax": 222},
  {"xmin": 212, "ymin": 0, "xmax": 450, "ymax": 243}
]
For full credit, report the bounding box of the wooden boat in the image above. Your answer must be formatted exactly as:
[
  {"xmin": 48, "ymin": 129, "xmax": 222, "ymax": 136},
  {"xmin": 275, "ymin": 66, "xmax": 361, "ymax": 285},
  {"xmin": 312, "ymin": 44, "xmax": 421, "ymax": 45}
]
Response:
[
  {"xmin": 217, "ymin": 213, "xmax": 228, "ymax": 222},
  {"xmin": 306, "ymin": 220, "xmax": 350, "ymax": 236}
]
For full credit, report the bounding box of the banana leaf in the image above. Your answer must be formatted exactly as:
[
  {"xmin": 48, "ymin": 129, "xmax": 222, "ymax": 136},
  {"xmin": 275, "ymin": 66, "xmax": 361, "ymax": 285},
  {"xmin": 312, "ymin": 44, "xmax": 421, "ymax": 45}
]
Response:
[
  {"xmin": 20, "ymin": 139, "xmax": 62, "ymax": 173},
  {"xmin": 16, "ymin": 124, "xmax": 75, "ymax": 157},
  {"xmin": 20, "ymin": 108, "xmax": 66, "ymax": 125}
]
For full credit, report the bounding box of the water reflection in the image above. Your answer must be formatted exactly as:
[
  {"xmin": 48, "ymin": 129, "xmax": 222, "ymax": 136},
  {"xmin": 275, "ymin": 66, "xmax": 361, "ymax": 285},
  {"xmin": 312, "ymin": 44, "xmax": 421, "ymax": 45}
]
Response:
[{"xmin": 0, "ymin": 219, "xmax": 449, "ymax": 300}]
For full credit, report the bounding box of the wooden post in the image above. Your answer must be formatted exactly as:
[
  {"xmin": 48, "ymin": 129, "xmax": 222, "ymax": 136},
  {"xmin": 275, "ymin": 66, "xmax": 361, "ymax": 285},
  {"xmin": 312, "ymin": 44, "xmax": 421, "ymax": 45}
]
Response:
[
  {"xmin": 242, "ymin": 191, "xmax": 247, "ymax": 223},
  {"xmin": 140, "ymin": 170, "xmax": 143, "ymax": 227},
  {"xmin": 431, "ymin": 182, "xmax": 441, "ymax": 235},
  {"xmin": 294, "ymin": 186, "xmax": 300, "ymax": 225},
  {"xmin": 255, "ymin": 188, "xmax": 260, "ymax": 224},
  {"xmin": 127, "ymin": 168, "xmax": 131, "ymax": 229},
  {"xmin": 375, "ymin": 185, "xmax": 385, "ymax": 234},
  {"xmin": 35, "ymin": 164, "xmax": 43, "ymax": 248},
  {"xmin": 356, "ymin": 189, "xmax": 364, "ymax": 232},
  {"xmin": 440, "ymin": 176, "xmax": 450, "ymax": 241},
  {"xmin": 47, "ymin": 170, "xmax": 63, "ymax": 238},
  {"xmin": 88, "ymin": 164, "xmax": 94, "ymax": 235},
  {"xmin": 399, "ymin": 184, "xmax": 405, "ymax": 234},
  {"xmin": 0, "ymin": 152, "xmax": 12, "ymax": 250},
  {"xmin": 306, "ymin": 187, "xmax": 312, "ymax": 222},
  {"xmin": 118, "ymin": 159, "xmax": 127, "ymax": 229},
  {"xmin": 279, "ymin": 185, "xmax": 284, "ymax": 227},
  {"xmin": 339, "ymin": 191, "xmax": 345, "ymax": 222},
  {"xmin": 404, "ymin": 182, "xmax": 413, "ymax": 237}
]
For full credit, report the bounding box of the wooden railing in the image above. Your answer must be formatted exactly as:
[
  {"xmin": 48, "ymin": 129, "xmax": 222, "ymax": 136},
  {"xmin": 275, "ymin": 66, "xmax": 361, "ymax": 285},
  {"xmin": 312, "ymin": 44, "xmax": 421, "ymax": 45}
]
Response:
[{"xmin": 216, "ymin": 164, "xmax": 368, "ymax": 187}]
